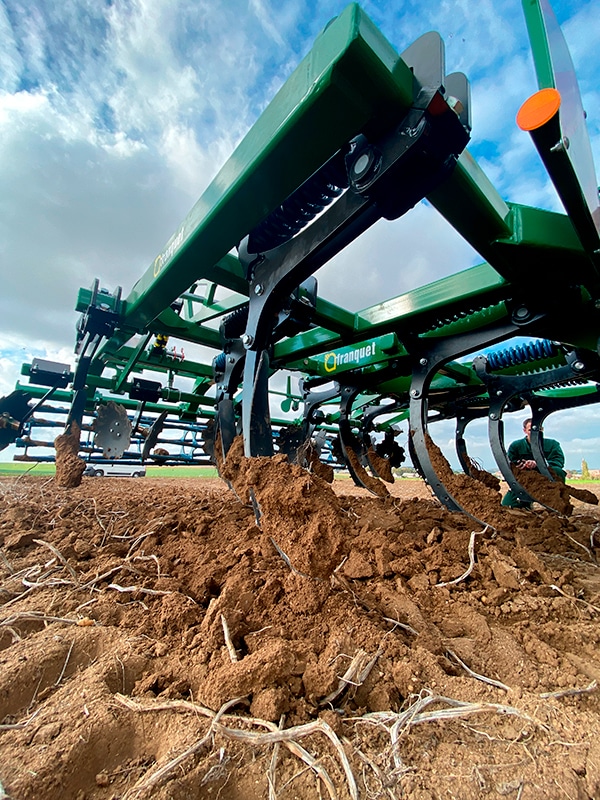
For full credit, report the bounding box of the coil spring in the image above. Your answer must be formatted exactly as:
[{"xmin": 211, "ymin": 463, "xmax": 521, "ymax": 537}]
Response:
[
  {"xmin": 221, "ymin": 305, "xmax": 249, "ymax": 339},
  {"xmin": 213, "ymin": 352, "xmax": 227, "ymax": 374},
  {"xmin": 487, "ymin": 339, "xmax": 557, "ymax": 371},
  {"xmin": 248, "ymin": 153, "xmax": 348, "ymax": 253}
]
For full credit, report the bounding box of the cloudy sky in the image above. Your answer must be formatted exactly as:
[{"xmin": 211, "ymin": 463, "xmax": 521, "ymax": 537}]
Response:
[{"xmin": 1, "ymin": 0, "xmax": 599, "ymax": 469}]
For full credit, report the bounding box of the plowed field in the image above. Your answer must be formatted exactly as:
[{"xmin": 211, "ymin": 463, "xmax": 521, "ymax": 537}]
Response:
[{"xmin": 2, "ymin": 462, "xmax": 600, "ymax": 799}]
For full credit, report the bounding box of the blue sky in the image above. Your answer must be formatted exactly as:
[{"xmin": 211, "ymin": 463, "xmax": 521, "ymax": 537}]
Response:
[{"xmin": 1, "ymin": 0, "xmax": 599, "ymax": 469}]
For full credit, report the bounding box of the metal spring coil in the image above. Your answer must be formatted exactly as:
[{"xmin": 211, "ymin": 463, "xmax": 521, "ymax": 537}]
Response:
[
  {"xmin": 248, "ymin": 153, "xmax": 348, "ymax": 253},
  {"xmin": 213, "ymin": 352, "xmax": 227, "ymax": 374},
  {"xmin": 487, "ymin": 339, "xmax": 557, "ymax": 371}
]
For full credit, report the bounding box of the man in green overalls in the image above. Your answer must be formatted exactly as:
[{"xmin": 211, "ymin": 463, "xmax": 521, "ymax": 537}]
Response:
[{"xmin": 501, "ymin": 418, "xmax": 566, "ymax": 508}]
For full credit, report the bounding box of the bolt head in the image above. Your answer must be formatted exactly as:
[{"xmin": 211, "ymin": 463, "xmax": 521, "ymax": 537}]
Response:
[
  {"xmin": 254, "ymin": 284, "xmax": 264, "ymax": 296},
  {"xmin": 573, "ymin": 360, "xmax": 585, "ymax": 371},
  {"xmin": 353, "ymin": 153, "xmax": 370, "ymax": 176},
  {"xmin": 513, "ymin": 306, "xmax": 530, "ymax": 322},
  {"xmin": 419, "ymin": 358, "xmax": 428, "ymax": 366},
  {"xmin": 410, "ymin": 389, "xmax": 420, "ymax": 398}
]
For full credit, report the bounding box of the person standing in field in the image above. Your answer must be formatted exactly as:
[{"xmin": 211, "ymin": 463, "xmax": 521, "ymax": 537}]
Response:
[{"xmin": 501, "ymin": 417, "xmax": 566, "ymax": 508}]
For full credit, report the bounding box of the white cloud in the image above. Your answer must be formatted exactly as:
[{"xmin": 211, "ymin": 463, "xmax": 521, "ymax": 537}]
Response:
[{"xmin": 249, "ymin": 0, "xmax": 286, "ymax": 47}]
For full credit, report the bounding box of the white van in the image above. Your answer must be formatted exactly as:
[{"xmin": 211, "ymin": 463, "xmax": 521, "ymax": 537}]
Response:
[{"xmin": 84, "ymin": 463, "xmax": 146, "ymax": 478}]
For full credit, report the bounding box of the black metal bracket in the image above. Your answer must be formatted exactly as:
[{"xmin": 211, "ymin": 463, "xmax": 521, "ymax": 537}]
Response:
[
  {"xmin": 237, "ymin": 90, "xmax": 470, "ymax": 459},
  {"xmin": 407, "ymin": 306, "xmax": 547, "ymax": 513},
  {"xmin": 473, "ymin": 349, "xmax": 599, "ymax": 507},
  {"xmin": 213, "ymin": 338, "xmax": 246, "ymax": 460},
  {"xmin": 525, "ymin": 384, "xmax": 600, "ymax": 476}
]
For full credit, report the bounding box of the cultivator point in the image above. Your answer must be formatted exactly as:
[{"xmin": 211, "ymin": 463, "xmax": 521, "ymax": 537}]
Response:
[{"xmin": 3, "ymin": 0, "xmax": 600, "ymax": 519}]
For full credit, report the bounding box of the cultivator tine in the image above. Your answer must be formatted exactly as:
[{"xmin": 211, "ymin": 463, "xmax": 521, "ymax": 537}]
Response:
[
  {"xmin": 455, "ymin": 415, "xmax": 470, "ymax": 475},
  {"xmin": 406, "ymin": 315, "xmax": 524, "ymax": 515},
  {"xmin": 337, "ymin": 386, "xmax": 389, "ymax": 496},
  {"xmin": 360, "ymin": 401, "xmax": 407, "ymax": 482},
  {"xmin": 278, "ymin": 380, "xmax": 339, "ymax": 468},
  {"xmin": 526, "ymin": 386, "xmax": 600, "ymax": 477},
  {"xmin": 454, "ymin": 407, "xmax": 489, "ymax": 476},
  {"xmin": 209, "ymin": 304, "xmax": 252, "ymax": 471},
  {"xmin": 527, "ymin": 421, "xmax": 555, "ymax": 482},
  {"xmin": 248, "ymin": 488, "xmax": 262, "ymax": 527},
  {"xmin": 409, "ymin": 378, "xmax": 465, "ymax": 514},
  {"xmin": 242, "ymin": 349, "xmax": 274, "ymax": 458},
  {"xmin": 64, "ymin": 346, "xmax": 94, "ymax": 434},
  {"xmin": 64, "ymin": 282, "xmax": 121, "ymax": 437},
  {"xmin": 212, "ymin": 333, "xmax": 246, "ymax": 464},
  {"xmin": 214, "ymin": 398, "xmax": 237, "ymax": 462},
  {"xmin": 488, "ymin": 414, "xmax": 537, "ymax": 507},
  {"xmin": 65, "ymin": 389, "xmax": 89, "ymax": 434},
  {"xmin": 474, "ymin": 349, "xmax": 600, "ymax": 510},
  {"xmin": 131, "ymin": 403, "xmax": 146, "ymax": 436}
]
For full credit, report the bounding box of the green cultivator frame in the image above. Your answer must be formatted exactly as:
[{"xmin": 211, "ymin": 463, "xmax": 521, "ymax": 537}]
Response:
[{"xmin": 2, "ymin": 0, "xmax": 599, "ymax": 517}]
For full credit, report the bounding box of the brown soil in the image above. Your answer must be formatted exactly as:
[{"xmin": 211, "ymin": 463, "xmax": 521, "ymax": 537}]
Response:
[
  {"xmin": 425, "ymin": 434, "xmax": 598, "ymax": 529},
  {"xmin": 302, "ymin": 442, "xmax": 335, "ymax": 484},
  {"xmin": 54, "ymin": 423, "xmax": 85, "ymax": 488},
  {"xmin": 366, "ymin": 447, "xmax": 394, "ymax": 483},
  {"xmin": 344, "ymin": 445, "xmax": 389, "ymax": 498},
  {"xmin": 2, "ymin": 465, "xmax": 600, "ymax": 800}
]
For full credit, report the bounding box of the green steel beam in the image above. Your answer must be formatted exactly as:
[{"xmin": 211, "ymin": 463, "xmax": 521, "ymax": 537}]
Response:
[
  {"xmin": 428, "ymin": 154, "xmax": 592, "ymax": 288},
  {"xmin": 311, "ymin": 296, "xmax": 357, "ymax": 335},
  {"xmin": 188, "ymin": 294, "xmax": 247, "ymax": 325},
  {"xmin": 120, "ymin": 3, "xmax": 415, "ymax": 332},
  {"xmin": 427, "ymin": 150, "xmax": 512, "ymax": 248},
  {"xmin": 273, "ymin": 262, "xmax": 508, "ymax": 363},
  {"xmin": 356, "ymin": 262, "xmax": 507, "ymax": 333},
  {"xmin": 102, "ymin": 347, "xmax": 214, "ymax": 380},
  {"xmin": 15, "ymin": 383, "xmax": 209, "ymax": 417},
  {"xmin": 286, "ymin": 333, "xmax": 403, "ymax": 377},
  {"xmin": 15, "ymin": 382, "xmax": 303, "ymax": 431}
]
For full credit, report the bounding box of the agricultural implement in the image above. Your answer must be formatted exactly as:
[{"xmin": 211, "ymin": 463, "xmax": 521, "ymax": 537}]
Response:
[{"xmin": 1, "ymin": 0, "xmax": 599, "ymax": 519}]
